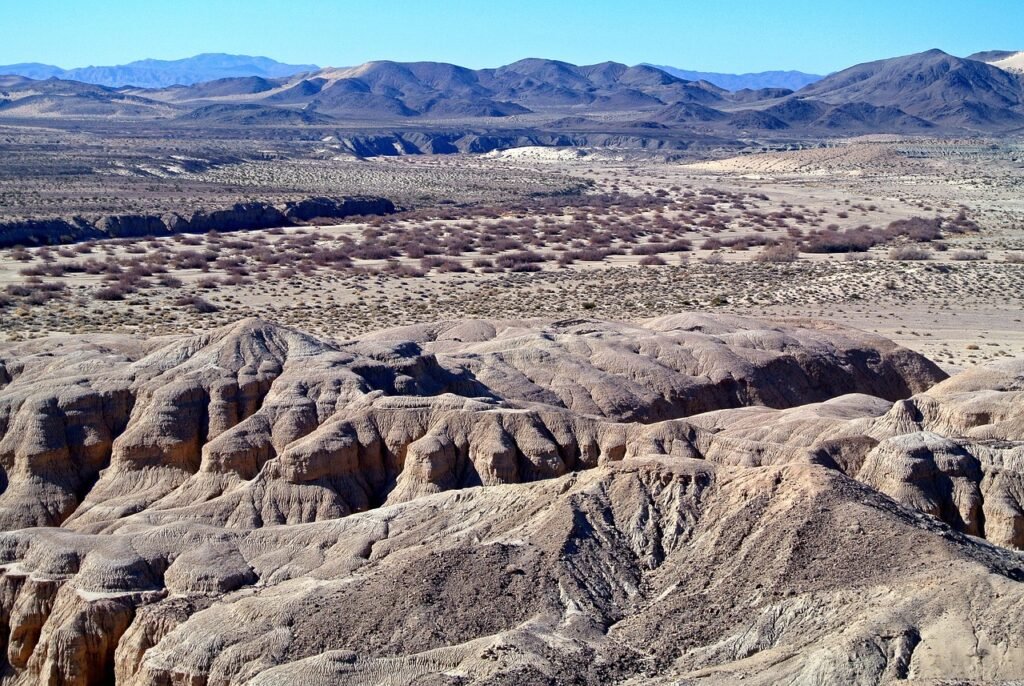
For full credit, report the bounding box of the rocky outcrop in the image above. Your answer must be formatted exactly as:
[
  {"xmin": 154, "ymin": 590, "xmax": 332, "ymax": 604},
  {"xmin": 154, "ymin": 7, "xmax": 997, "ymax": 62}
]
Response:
[
  {"xmin": 685, "ymin": 357, "xmax": 1024, "ymax": 549},
  {"xmin": 0, "ymin": 315, "xmax": 945, "ymax": 533},
  {"xmin": 0, "ymin": 196, "xmax": 396, "ymax": 247},
  {"xmin": 281, "ymin": 195, "xmax": 396, "ymax": 221},
  {"xmin": 0, "ymin": 315, "xmax": 1022, "ymax": 684},
  {"xmin": 0, "ymin": 459, "xmax": 1022, "ymax": 685},
  {"xmin": 0, "ymin": 218, "xmax": 102, "ymax": 247}
]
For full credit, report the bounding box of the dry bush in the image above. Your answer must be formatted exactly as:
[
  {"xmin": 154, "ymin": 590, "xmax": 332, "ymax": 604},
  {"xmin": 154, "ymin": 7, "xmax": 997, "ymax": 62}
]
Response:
[
  {"xmin": 376, "ymin": 260, "xmax": 425, "ymax": 278},
  {"xmin": 632, "ymin": 238, "xmax": 691, "ymax": 256},
  {"xmin": 884, "ymin": 217, "xmax": 944, "ymax": 242},
  {"xmin": 889, "ymin": 246, "xmax": 932, "ymax": 261},
  {"xmin": 1005, "ymin": 252, "xmax": 1024, "ymax": 264},
  {"xmin": 801, "ymin": 226, "xmax": 877, "ymax": 253},
  {"xmin": 174, "ymin": 294, "xmax": 218, "ymax": 313},
  {"xmin": 495, "ymin": 251, "xmax": 546, "ymax": 269},
  {"xmin": 756, "ymin": 242, "xmax": 799, "ymax": 263},
  {"xmin": 352, "ymin": 243, "xmax": 398, "ymax": 260},
  {"xmin": 638, "ymin": 255, "xmax": 667, "ymax": 266},
  {"xmin": 93, "ymin": 285, "xmax": 131, "ymax": 301},
  {"xmin": 5, "ymin": 284, "xmax": 31, "ymax": 297},
  {"xmin": 949, "ymin": 250, "xmax": 988, "ymax": 261},
  {"xmin": 509, "ymin": 262, "xmax": 542, "ymax": 272}
]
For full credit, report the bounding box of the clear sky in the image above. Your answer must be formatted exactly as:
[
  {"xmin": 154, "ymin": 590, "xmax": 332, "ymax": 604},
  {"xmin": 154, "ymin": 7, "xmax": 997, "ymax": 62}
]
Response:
[{"xmin": 2, "ymin": 0, "xmax": 1022, "ymax": 73}]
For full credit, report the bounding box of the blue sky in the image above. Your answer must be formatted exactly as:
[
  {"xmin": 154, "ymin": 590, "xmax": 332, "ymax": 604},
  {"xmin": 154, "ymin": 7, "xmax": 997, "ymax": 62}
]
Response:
[{"xmin": 3, "ymin": 0, "xmax": 1022, "ymax": 72}]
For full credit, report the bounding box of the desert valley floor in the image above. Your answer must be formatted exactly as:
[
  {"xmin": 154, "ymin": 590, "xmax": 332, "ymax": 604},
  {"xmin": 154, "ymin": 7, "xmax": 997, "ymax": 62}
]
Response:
[{"xmin": 2, "ymin": 136, "xmax": 1023, "ymax": 371}]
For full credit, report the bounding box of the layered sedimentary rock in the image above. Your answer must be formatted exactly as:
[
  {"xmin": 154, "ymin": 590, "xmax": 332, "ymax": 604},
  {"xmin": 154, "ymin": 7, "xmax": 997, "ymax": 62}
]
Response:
[
  {"xmin": 0, "ymin": 196, "xmax": 395, "ymax": 247},
  {"xmin": 0, "ymin": 314, "xmax": 1021, "ymax": 684}
]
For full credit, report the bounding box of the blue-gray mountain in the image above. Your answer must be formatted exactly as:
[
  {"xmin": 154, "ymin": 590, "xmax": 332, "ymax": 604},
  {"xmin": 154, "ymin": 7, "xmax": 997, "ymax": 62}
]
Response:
[
  {"xmin": 644, "ymin": 65, "xmax": 823, "ymax": 91},
  {"xmin": 0, "ymin": 53, "xmax": 318, "ymax": 88},
  {"xmin": 0, "ymin": 50, "xmax": 1021, "ymax": 135}
]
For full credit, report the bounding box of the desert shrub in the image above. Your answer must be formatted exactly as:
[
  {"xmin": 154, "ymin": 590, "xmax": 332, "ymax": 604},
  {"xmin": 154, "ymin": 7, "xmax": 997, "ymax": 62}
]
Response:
[
  {"xmin": 495, "ymin": 251, "xmax": 546, "ymax": 268},
  {"xmin": 509, "ymin": 262, "xmax": 542, "ymax": 272},
  {"xmin": 10, "ymin": 247, "xmax": 32, "ymax": 261},
  {"xmin": 25, "ymin": 291, "xmax": 57, "ymax": 306},
  {"xmin": 437, "ymin": 259, "xmax": 468, "ymax": 273},
  {"xmin": 702, "ymin": 237, "xmax": 724, "ymax": 250},
  {"xmin": 949, "ymin": 250, "xmax": 987, "ymax": 261},
  {"xmin": 704, "ymin": 253, "xmax": 725, "ymax": 265},
  {"xmin": 945, "ymin": 210, "xmax": 981, "ymax": 233},
  {"xmin": 20, "ymin": 262, "xmax": 69, "ymax": 277},
  {"xmin": 1005, "ymin": 252, "xmax": 1024, "ymax": 264},
  {"xmin": 632, "ymin": 243, "xmax": 666, "ymax": 256},
  {"xmin": 801, "ymin": 226, "xmax": 878, "ymax": 253},
  {"xmin": 93, "ymin": 285, "xmax": 130, "ymax": 301},
  {"xmin": 889, "ymin": 246, "xmax": 932, "ymax": 261},
  {"xmin": 195, "ymin": 277, "xmax": 220, "ymax": 289},
  {"xmin": 174, "ymin": 295, "xmax": 219, "ymax": 313},
  {"xmin": 638, "ymin": 255, "xmax": 667, "ymax": 266},
  {"xmin": 222, "ymin": 274, "xmax": 250, "ymax": 286},
  {"xmin": 351, "ymin": 243, "xmax": 398, "ymax": 260},
  {"xmin": 756, "ymin": 242, "xmax": 799, "ymax": 263},
  {"xmin": 567, "ymin": 248, "xmax": 611, "ymax": 262},
  {"xmin": 404, "ymin": 243, "xmax": 427, "ymax": 258},
  {"xmin": 5, "ymin": 284, "xmax": 31, "ymax": 297},
  {"xmin": 172, "ymin": 250, "xmax": 209, "ymax": 270},
  {"xmin": 419, "ymin": 256, "xmax": 446, "ymax": 269},
  {"xmin": 377, "ymin": 260, "xmax": 425, "ymax": 278},
  {"xmin": 884, "ymin": 217, "xmax": 943, "ymax": 242},
  {"xmin": 632, "ymin": 238, "xmax": 691, "ymax": 256},
  {"xmin": 471, "ymin": 258, "xmax": 493, "ymax": 268}
]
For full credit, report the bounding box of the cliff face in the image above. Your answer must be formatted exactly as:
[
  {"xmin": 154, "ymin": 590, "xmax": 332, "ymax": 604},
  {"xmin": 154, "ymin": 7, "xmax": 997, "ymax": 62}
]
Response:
[
  {"xmin": 0, "ymin": 315, "xmax": 1022, "ymax": 684},
  {"xmin": 0, "ymin": 196, "xmax": 396, "ymax": 247}
]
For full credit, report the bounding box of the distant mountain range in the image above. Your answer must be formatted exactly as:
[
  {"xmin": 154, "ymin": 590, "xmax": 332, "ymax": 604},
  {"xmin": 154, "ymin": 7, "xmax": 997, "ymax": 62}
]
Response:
[
  {"xmin": 0, "ymin": 54, "xmax": 317, "ymax": 88},
  {"xmin": 0, "ymin": 49, "xmax": 1022, "ymax": 136},
  {"xmin": 0, "ymin": 53, "xmax": 825, "ymax": 93},
  {"xmin": 643, "ymin": 66, "xmax": 822, "ymax": 91}
]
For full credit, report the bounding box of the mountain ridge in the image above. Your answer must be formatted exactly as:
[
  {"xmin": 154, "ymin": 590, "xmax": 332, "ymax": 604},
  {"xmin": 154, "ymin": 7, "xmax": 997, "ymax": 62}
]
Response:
[
  {"xmin": 0, "ymin": 53, "xmax": 318, "ymax": 88},
  {"xmin": 1, "ymin": 50, "xmax": 1022, "ymax": 135},
  {"xmin": 645, "ymin": 64, "xmax": 823, "ymax": 90}
]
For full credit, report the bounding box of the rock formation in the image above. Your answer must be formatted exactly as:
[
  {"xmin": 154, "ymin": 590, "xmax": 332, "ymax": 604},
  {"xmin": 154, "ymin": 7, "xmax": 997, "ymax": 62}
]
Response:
[
  {"xmin": 0, "ymin": 314, "xmax": 1021, "ymax": 684},
  {"xmin": 0, "ymin": 196, "xmax": 396, "ymax": 248}
]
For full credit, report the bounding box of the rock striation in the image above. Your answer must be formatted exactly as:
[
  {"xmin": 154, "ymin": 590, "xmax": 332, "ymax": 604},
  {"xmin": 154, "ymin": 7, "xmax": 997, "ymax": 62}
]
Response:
[{"xmin": 0, "ymin": 314, "xmax": 1021, "ymax": 684}]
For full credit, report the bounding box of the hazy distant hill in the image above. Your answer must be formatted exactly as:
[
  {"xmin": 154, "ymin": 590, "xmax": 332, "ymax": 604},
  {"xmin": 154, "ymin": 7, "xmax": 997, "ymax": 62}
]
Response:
[
  {"xmin": 645, "ymin": 65, "xmax": 822, "ymax": 91},
  {"xmin": 0, "ymin": 54, "xmax": 318, "ymax": 88}
]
